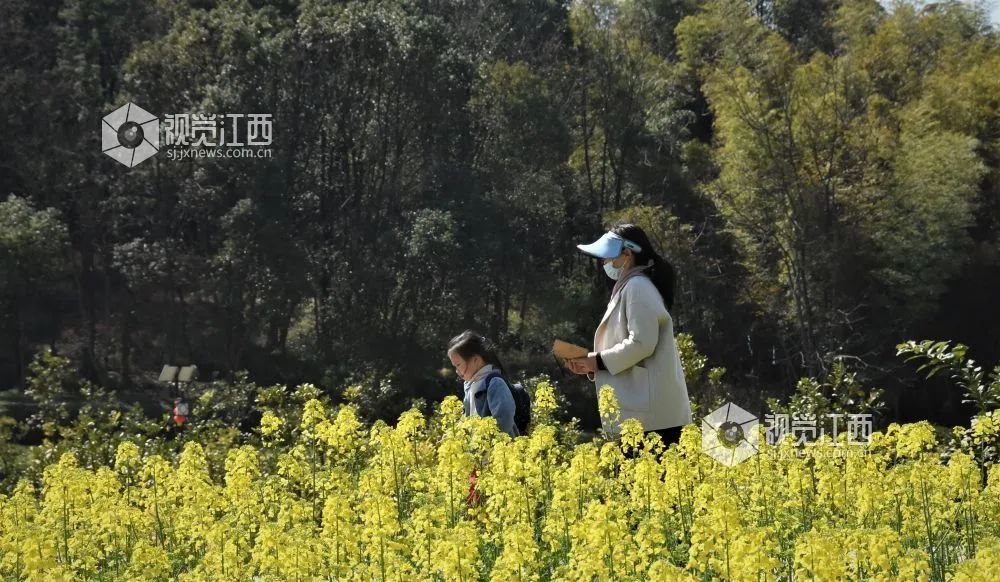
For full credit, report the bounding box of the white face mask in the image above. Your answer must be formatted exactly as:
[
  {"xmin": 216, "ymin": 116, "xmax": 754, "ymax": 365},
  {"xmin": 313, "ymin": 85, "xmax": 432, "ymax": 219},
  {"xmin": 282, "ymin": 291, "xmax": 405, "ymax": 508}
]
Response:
[{"xmin": 603, "ymin": 258, "xmax": 625, "ymax": 280}]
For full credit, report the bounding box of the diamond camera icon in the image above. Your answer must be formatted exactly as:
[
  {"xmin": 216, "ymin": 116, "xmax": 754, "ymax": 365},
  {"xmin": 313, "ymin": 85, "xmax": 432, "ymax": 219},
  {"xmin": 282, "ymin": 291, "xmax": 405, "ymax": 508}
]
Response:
[
  {"xmin": 102, "ymin": 102, "xmax": 159, "ymax": 167},
  {"xmin": 702, "ymin": 402, "xmax": 759, "ymax": 466}
]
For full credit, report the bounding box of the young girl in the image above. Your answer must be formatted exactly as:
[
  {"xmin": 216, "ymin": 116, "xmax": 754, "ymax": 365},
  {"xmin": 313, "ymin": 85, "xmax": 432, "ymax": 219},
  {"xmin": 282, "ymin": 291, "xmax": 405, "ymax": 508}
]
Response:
[{"xmin": 446, "ymin": 330, "xmax": 520, "ymax": 438}]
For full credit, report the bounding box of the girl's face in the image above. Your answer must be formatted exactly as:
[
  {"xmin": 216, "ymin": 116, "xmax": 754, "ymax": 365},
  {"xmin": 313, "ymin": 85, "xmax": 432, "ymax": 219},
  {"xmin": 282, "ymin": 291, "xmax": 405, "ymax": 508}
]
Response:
[{"xmin": 448, "ymin": 351, "xmax": 485, "ymax": 382}]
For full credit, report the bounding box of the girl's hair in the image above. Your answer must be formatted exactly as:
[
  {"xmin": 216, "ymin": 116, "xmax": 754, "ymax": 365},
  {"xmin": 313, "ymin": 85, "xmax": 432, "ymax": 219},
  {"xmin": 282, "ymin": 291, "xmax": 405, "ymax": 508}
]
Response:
[
  {"xmin": 611, "ymin": 223, "xmax": 677, "ymax": 312},
  {"xmin": 447, "ymin": 331, "xmax": 508, "ymax": 378}
]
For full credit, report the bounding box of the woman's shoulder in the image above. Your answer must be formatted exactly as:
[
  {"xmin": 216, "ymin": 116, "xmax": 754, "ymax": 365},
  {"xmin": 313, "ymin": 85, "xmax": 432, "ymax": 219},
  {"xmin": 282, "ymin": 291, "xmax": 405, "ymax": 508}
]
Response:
[
  {"xmin": 623, "ymin": 273, "xmax": 668, "ymax": 311},
  {"xmin": 622, "ymin": 272, "xmax": 658, "ymax": 297}
]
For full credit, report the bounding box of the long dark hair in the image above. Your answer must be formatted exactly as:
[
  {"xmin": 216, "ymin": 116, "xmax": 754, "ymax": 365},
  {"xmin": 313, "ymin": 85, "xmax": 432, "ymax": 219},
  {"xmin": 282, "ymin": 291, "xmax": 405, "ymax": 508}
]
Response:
[
  {"xmin": 447, "ymin": 330, "xmax": 508, "ymax": 378},
  {"xmin": 611, "ymin": 223, "xmax": 676, "ymax": 312}
]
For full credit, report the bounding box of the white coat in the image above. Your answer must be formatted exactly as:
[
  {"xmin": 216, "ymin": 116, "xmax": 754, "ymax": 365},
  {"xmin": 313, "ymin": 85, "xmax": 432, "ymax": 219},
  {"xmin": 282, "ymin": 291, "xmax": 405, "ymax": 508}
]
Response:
[{"xmin": 592, "ymin": 274, "xmax": 692, "ymax": 433}]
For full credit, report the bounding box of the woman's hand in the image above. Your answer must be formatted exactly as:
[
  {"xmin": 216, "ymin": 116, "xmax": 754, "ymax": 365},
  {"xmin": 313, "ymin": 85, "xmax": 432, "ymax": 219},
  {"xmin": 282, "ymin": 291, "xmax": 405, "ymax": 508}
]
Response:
[{"xmin": 565, "ymin": 354, "xmax": 598, "ymax": 375}]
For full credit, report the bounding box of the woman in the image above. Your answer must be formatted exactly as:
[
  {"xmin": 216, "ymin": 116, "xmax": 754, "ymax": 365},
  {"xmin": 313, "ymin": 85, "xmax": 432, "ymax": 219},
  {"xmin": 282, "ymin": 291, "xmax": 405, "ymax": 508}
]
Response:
[
  {"xmin": 566, "ymin": 224, "xmax": 692, "ymax": 445},
  {"xmin": 447, "ymin": 330, "xmax": 520, "ymax": 438}
]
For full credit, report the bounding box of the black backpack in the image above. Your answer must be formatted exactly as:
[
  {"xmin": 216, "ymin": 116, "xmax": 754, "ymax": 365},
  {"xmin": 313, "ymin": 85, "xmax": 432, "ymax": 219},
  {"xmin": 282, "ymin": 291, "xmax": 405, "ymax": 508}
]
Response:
[{"xmin": 482, "ymin": 371, "xmax": 531, "ymax": 435}]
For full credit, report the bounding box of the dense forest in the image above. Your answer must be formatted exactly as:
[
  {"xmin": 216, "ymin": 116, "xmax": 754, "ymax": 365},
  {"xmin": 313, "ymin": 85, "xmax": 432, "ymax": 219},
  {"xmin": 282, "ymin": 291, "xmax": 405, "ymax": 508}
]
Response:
[{"xmin": 1, "ymin": 0, "xmax": 998, "ymax": 427}]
